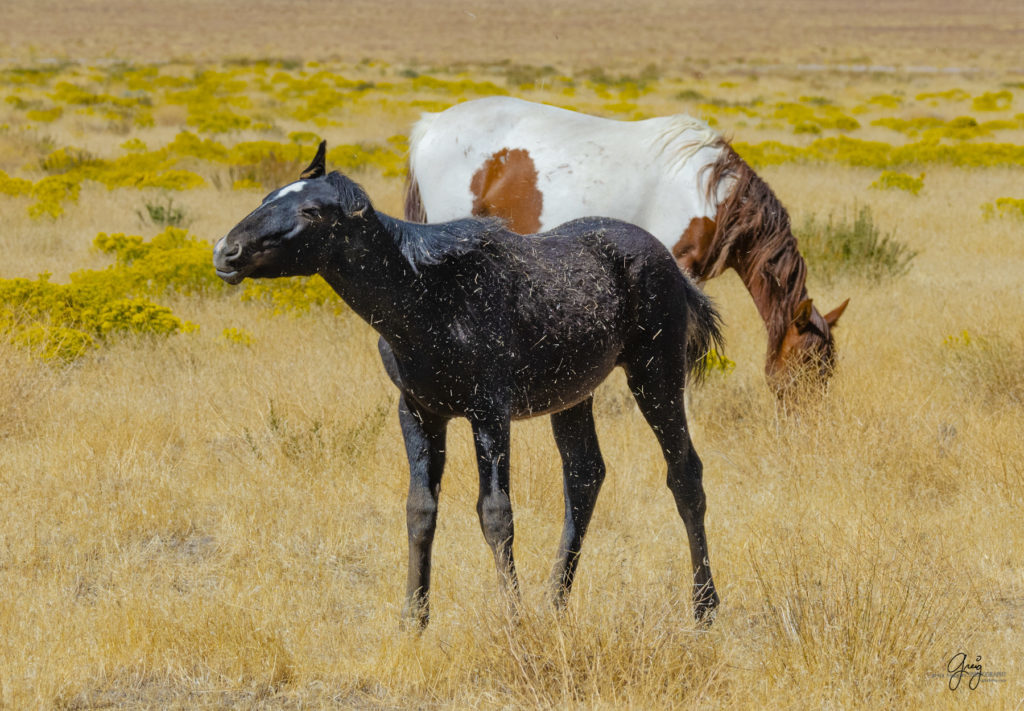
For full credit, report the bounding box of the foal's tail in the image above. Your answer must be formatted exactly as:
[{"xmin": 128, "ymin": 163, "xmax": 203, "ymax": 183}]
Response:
[
  {"xmin": 403, "ymin": 165, "xmax": 428, "ymax": 223},
  {"xmin": 682, "ymin": 276, "xmax": 725, "ymax": 384}
]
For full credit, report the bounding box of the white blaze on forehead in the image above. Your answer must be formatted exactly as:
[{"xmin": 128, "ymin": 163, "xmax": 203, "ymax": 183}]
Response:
[{"xmin": 267, "ymin": 181, "xmax": 308, "ymax": 203}]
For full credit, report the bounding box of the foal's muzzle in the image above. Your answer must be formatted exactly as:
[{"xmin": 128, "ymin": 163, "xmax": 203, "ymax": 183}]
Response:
[{"xmin": 213, "ymin": 237, "xmax": 246, "ymax": 284}]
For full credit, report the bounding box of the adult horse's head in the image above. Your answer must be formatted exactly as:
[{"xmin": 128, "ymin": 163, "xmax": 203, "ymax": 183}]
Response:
[
  {"xmin": 767, "ymin": 297, "xmax": 849, "ymax": 395},
  {"xmin": 213, "ymin": 141, "xmax": 368, "ymax": 284}
]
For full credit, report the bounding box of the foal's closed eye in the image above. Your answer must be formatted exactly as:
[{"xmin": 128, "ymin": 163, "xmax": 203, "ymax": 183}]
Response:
[{"xmin": 301, "ymin": 206, "xmax": 322, "ymax": 220}]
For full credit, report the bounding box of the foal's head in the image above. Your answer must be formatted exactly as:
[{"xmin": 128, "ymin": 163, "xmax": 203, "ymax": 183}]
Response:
[{"xmin": 214, "ymin": 142, "xmax": 368, "ymax": 284}]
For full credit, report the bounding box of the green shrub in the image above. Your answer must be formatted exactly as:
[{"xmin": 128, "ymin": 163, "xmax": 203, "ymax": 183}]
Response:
[
  {"xmin": 674, "ymin": 88, "xmax": 705, "ymax": 102},
  {"xmin": 798, "ymin": 204, "xmax": 916, "ymax": 282},
  {"xmin": 136, "ymin": 195, "xmax": 190, "ymax": 228}
]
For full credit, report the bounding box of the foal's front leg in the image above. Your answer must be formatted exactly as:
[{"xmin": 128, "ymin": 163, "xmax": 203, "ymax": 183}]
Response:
[
  {"xmin": 398, "ymin": 394, "xmax": 448, "ymax": 628},
  {"xmin": 469, "ymin": 411, "xmax": 520, "ymax": 605}
]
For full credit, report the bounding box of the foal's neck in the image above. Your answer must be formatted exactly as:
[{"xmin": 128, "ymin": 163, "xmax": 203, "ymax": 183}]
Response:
[{"xmin": 317, "ymin": 213, "xmax": 428, "ymax": 349}]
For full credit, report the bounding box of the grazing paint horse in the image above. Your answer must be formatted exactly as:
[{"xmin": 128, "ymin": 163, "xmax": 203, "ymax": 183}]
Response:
[
  {"xmin": 214, "ymin": 143, "xmax": 723, "ymax": 626},
  {"xmin": 405, "ymin": 96, "xmax": 849, "ymax": 392}
]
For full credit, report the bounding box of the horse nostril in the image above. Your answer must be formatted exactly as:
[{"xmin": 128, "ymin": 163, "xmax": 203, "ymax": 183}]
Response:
[{"xmin": 224, "ymin": 242, "xmax": 243, "ymax": 261}]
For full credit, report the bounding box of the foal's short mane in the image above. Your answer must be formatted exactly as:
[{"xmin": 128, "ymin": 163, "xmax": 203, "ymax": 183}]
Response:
[
  {"xmin": 703, "ymin": 143, "xmax": 810, "ymax": 357},
  {"xmin": 330, "ymin": 171, "xmax": 504, "ymax": 273},
  {"xmin": 379, "ymin": 213, "xmax": 506, "ymax": 273}
]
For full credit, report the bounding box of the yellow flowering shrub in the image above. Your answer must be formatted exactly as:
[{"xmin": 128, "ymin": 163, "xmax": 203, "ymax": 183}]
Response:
[
  {"xmin": 870, "ymin": 171, "xmax": 924, "ymax": 195},
  {"xmin": 45, "ymin": 80, "xmax": 153, "ymax": 126},
  {"xmin": 972, "ymin": 90, "xmax": 1013, "ymax": 112},
  {"xmin": 698, "ymin": 102, "xmax": 759, "ymax": 119},
  {"xmin": 24, "ymin": 107, "xmax": 63, "ymax": 122},
  {"xmin": 981, "ymin": 197, "xmax": 1024, "ymax": 220},
  {"xmin": 916, "ymin": 89, "xmax": 970, "ymax": 104},
  {"xmin": 865, "ymin": 93, "xmax": 903, "ymax": 109},
  {"xmin": 288, "ymin": 131, "xmax": 320, "ymax": 145},
  {"xmin": 240, "ymin": 275, "xmax": 343, "ymax": 315},
  {"xmin": 9, "ymin": 142, "xmax": 207, "ymax": 218},
  {"xmin": 871, "ymin": 117, "xmax": 944, "ymax": 136},
  {"xmin": 120, "ymin": 138, "xmax": 148, "ymax": 152},
  {"xmin": 1, "ymin": 62, "xmax": 73, "ymax": 86},
  {"xmin": 13, "ymin": 323, "xmax": 95, "ymax": 361},
  {"xmin": 0, "ymin": 170, "xmax": 33, "ymax": 197},
  {"xmin": 222, "ymin": 327, "xmax": 255, "ymax": 345},
  {"xmin": 28, "ymin": 175, "xmax": 80, "ymax": 219},
  {"xmin": 769, "ymin": 102, "xmax": 860, "ymax": 133},
  {"xmin": 0, "ymin": 273, "xmax": 191, "ymax": 362},
  {"xmin": 233, "ymin": 178, "xmax": 262, "ymax": 190},
  {"xmin": 327, "ymin": 139, "xmax": 407, "ymax": 178},
  {"xmin": 50, "ymin": 81, "xmax": 149, "ymax": 109},
  {"xmin": 701, "ymin": 349, "xmax": 736, "ymax": 376},
  {"xmin": 134, "ymin": 170, "xmax": 206, "ymax": 190},
  {"xmin": 735, "ymin": 136, "xmax": 1024, "ymax": 169},
  {"xmin": 89, "ymin": 227, "xmax": 344, "ymax": 315},
  {"xmin": 41, "ymin": 146, "xmax": 101, "ymax": 173},
  {"xmin": 188, "ymin": 108, "xmax": 253, "ymax": 134},
  {"xmin": 942, "ymin": 330, "xmax": 973, "ymax": 349},
  {"xmin": 932, "ymin": 116, "xmax": 991, "ymax": 141},
  {"xmin": 409, "ymin": 75, "xmax": 507, "ymax": 96},
  {"xmin": 874, "ymin": 115, "xmax": 1021, "ymax": 141},
  {"xmin": 90, "ymin": 227, "xmax": 228, "ymax": 296}
]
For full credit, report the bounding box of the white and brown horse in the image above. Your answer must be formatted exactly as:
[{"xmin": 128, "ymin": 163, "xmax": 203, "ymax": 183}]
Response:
[{"xmin": 405, "ymin": 96, "xmax": 848, "ymax": 392}]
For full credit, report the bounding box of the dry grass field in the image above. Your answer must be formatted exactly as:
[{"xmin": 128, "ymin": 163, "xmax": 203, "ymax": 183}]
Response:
[{"xmin": 1, "ymin": 2, "xmax": 1022, "ymax": 708}]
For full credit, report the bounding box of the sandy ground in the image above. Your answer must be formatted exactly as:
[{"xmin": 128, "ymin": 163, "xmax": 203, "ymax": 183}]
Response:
[{"xmin": 3, "ymin": 0, "xmax": 1024, "ymax": 70}]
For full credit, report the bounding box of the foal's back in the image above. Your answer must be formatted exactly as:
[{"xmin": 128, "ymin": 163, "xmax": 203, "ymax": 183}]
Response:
[
  {"xmin": 486, "ymin": 216, "xmax": 695, "ymax": 364},
  {"xmin": 399, "ymin": 216, "xmax": 695, "ymax": 419}
]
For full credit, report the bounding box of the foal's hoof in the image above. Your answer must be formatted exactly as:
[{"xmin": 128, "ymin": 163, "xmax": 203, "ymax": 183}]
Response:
[
  {"xmin": 400, "ymin": 601, "xmax": 430, "ymax": 632},
  {"xmin": 693, "ymin": 589, "xmax": 720, "ymax": 628}
]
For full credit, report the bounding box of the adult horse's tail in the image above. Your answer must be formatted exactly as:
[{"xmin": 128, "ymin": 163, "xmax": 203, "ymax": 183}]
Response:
[
  {"xmin": 404, "ymin": 111, "xmax": 441, "ymax": 223},
  {"xmin": 404, "ymin": 167, "xmax": 427, "ymax": 223},
  {"xmin": 682, "ymin": 275, "xmax": 725, "ymax": 383}
]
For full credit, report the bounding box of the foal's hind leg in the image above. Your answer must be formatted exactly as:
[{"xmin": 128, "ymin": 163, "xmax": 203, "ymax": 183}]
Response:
[
  {"xmin": 469, "ymin": 411, "xmax": 521, "ymax": 607},
  {"xmin": 549, "ymin": 397, "xmax": 606, "ymax": 606},
  {"xmin": 624, "ymin": 366, "xmax": 719, "ymax": 622},
  {"xmin": 398, "ymin": 394, "xmax": 449, "ymax": 628}
]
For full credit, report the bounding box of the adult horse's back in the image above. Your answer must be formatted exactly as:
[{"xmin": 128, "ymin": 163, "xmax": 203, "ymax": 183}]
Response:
[{"xmin": 406, "ymin": 96, "xmax": 848, "ymax": 393}]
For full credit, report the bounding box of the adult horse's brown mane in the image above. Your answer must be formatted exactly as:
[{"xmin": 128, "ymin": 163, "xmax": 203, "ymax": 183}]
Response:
[{"xmin": 700, "ymin": 140, "xmax": 842, "ymax": 380}]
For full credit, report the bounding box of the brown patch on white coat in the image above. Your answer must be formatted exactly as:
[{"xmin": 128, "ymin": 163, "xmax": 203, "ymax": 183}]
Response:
[
  {"xmin": 672, "ymin": 216, "xmax": 717, "ymax": 278},
  {"xmin": 469, "ymin": 148, "xmax": 543, "ymax": 234}
]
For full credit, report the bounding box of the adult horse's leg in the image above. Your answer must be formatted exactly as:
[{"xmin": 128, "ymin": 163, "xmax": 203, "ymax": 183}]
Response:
[
  {"xmin": 624, "ymin": 366, "xmax": 719, "ymax": 623},
  {"xmin": 398, "ymin": 393, "xmax": 449, "ymax": 628},
  {"xmin": 469, "ymin": 411, "xmax": 521, "ymax": 607},
  {"xmin": 549, "ymin": 397, "xmax": 606, "ymax": 606}
]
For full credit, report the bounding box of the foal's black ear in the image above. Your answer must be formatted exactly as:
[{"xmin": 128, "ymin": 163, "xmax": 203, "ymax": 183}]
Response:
[{"xmin": 300, "ymin": 141, "xmax": 327, "ymax": 180}]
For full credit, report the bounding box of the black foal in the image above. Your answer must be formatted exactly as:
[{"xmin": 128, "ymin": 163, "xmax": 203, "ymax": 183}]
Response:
[{"xmin": 215, "ymin": 142, "xmax": 722, "ymax": 627}]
